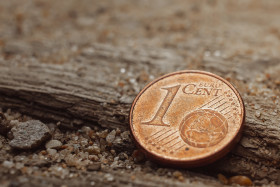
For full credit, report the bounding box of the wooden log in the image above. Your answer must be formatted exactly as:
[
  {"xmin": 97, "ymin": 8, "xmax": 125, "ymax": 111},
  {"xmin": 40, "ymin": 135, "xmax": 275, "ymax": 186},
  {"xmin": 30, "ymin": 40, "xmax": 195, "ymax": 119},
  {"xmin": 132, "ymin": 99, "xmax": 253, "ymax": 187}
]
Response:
[{"xmin": 0, "ymin": 44, "xmax": 280, "ymax": 184}]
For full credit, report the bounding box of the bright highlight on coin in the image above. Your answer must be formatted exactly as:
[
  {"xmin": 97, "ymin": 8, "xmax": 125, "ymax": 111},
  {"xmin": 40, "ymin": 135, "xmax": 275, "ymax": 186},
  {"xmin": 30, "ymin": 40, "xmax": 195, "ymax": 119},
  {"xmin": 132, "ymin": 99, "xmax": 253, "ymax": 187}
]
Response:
[{"xmin": 129, "ymin": 70, "xmax": 245, "ymax": 167}]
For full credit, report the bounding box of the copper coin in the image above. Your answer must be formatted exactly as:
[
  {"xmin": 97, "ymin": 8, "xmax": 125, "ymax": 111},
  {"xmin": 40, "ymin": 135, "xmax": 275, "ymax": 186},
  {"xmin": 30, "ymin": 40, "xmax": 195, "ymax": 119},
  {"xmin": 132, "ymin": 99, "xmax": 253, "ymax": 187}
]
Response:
[{"xmin": 129, "ymin": 70, "xmax": 245, "ymax": 167}]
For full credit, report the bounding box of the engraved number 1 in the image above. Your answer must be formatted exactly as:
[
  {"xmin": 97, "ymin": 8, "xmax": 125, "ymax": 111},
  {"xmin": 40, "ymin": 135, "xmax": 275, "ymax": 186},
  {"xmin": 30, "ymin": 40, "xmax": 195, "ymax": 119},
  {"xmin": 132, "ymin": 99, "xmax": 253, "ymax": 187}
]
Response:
[{"xmin": 142, "ymin": 85, "xmax": 180, "ymax": 126}]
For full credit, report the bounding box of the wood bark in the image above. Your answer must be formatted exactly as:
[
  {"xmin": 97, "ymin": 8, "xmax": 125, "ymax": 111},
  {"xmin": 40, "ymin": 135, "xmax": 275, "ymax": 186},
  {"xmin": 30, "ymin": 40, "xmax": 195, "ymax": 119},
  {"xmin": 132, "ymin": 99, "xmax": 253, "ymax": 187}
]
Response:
[{"xmin": 0, "ymin": 44, "xmax": 280, "ymax": 184}]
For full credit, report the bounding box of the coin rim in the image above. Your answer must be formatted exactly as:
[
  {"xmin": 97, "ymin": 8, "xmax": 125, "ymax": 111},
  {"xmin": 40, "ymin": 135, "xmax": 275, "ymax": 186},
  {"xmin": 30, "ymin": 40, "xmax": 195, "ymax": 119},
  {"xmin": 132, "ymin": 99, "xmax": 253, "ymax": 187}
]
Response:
[{"xmin": 129, "ymin": 70, "xmax": 245, "ymax": 167}]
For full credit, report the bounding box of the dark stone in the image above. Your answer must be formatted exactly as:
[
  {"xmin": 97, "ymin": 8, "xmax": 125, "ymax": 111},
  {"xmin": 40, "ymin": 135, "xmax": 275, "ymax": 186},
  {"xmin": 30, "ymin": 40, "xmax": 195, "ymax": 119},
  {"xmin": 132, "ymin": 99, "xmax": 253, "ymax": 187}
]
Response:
[{"xmin": 9, "ymin": 120, "xmax": 51, "ymax": 150}]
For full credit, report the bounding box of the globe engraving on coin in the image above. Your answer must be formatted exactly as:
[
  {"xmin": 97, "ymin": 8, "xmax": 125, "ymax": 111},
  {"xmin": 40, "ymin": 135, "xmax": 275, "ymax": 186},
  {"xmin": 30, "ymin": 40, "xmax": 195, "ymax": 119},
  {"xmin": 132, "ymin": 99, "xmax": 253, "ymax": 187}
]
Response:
[
  {"xmin": 130, "ymin": 70, "xmax": 245, "ymax": 167},
  {"xmin": 179, "ymin": 109, "xmax": 228, "ymax": 148}
]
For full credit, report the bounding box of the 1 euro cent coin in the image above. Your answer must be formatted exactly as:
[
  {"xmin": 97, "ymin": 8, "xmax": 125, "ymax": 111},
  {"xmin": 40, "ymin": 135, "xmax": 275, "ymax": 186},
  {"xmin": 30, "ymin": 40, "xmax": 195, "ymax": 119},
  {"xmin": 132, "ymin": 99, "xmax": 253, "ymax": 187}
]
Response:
[{"xmin": 129, "ymin": 70, "xmax": 245, "ymax": 167}]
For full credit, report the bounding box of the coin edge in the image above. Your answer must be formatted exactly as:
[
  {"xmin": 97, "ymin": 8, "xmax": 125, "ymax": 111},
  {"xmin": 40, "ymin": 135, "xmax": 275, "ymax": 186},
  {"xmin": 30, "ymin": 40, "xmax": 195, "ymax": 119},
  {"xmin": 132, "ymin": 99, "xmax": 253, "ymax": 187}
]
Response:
[{"xmin": 129, "ymin": 70, "xmax": 245, "ymax": 167}]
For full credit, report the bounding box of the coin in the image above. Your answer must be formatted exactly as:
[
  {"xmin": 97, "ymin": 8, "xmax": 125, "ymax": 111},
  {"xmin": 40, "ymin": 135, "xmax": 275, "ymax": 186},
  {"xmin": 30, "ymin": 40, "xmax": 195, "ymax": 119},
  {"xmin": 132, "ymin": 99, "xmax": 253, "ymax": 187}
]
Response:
[{"xmin": 129, "ymin": 70, "xmax": 245, "ymax": 167}]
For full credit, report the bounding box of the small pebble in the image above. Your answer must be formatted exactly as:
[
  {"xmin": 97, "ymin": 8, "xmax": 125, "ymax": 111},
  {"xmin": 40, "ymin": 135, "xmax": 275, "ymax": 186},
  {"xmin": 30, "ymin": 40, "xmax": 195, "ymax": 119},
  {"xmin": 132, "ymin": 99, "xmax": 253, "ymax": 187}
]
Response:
[
  {"xmin": 47, "ymin": 148, "xmax": 57, "ymax": 156},
  {"xmin": 80, "ymin": 139, "xmax": 88, "ymax": 146},
  {"xmin": 15, "ymin": 162, "xmax": 24, "ymax": 170},
  {"xmin": 115, "ymin": 128, "xmax": 121, "ymax": 135},
  {"xmin": 106, "ymin": 130, "xmax": 116, "ymax": 143},
  {"xmin": 120, "ymin": 68, "xmax": 126, "ymax": 74},
  {"xmin": 86, "ymin": 145, "xmax": 101, "ymax": 154},
  {"xmin": 118, "ymin": 152, "xmax": 128, "ymax": 161},
  {"xmin": 45, "ymin": 140, "xmax": 62, "ymax": 149},
  {"xmin": 178, "ymin": 175, "xmax": 184, "ymax": 182},
  {"xmin": 50, "ymin": 166, "xmax": 69, "ymax": 179},
  {"xmin": 10, "ymin": 120, "xmax": 51, "ymax": 150},
  {"xmin": 64, "ymin": 154, "xmax": 80, "ymax": 167},
  {"xmin": 9, "ymin": 120, "xmax": 19, "ymax": 127},
  {"xmin": 81, "ymin": 126, "xmax": 92, "ymax": 134},
  {"xmin": 120, "ymin": 131, "xmax": 130, "ymax": 141},
  {"xmin": 90, "ymin": 181, "xmax": 96, "ymax": 186},
  {"xmin": 2, "ymin": 161, "xmax": 14, "ymax": 169},
  {"xmin": 229, "ymin": 176, "xmax": 253, "ymax": 186},
  {"xmin": 87, "ymin": 162, "xmax": 101, "ymax": 171},
  {"xmin": 89, "ymin": 155, "xmax": 99, "ymax": 161},
  {"xmin": 173, "ymin": 171, "xmax": 183, "ymax": 178},
  {"xmin": 104, "ymin": 173, "xmax": 114, "ymax": 182},
  {"xmin": 46, "ymin": 123, "xmax": 57, "ymax": 134},
  {"xmin": 214, "ymin": 50, "xmax": 221, "ymax": 57},
  {"xmin": 98, "ymin": 130, "xmax": 108, "ymax": 138},
  {"xmin": 254, "ymin": 104, "xmax": 261, "ymax": 110},
  {"xmin": 218, "ymin": 174, "xmax": 228, "ymax": 185},
  {"xmin": 41, "ymin": 150, "xmax": 47, "ymax": 155},
  {"xmin": 110, "ymin": 149, "xmax": 116, "ymax": 155},
  {"xmin": 255, "ymin": 111, "xmax": 261, "ymax": 118}
]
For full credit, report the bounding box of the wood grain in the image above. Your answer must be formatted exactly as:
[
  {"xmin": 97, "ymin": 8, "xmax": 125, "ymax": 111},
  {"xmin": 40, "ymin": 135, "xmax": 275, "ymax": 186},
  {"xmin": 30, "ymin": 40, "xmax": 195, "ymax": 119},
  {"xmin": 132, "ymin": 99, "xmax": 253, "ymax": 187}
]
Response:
[{"xmin": 1, "ymin": 44, "xmax": 280, "ymax": 184}]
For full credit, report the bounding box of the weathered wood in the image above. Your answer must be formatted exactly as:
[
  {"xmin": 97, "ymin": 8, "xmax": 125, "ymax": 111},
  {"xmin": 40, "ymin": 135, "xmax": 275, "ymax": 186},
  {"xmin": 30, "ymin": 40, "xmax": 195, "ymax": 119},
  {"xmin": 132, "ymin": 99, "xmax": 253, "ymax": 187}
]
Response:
[
  {"xmin": 1, "ymin": 44, "xmax": 280, "ymax": 184},
  {"xmin": 2, "ymin": 167, "xmax": 223, "ymax": 187}
]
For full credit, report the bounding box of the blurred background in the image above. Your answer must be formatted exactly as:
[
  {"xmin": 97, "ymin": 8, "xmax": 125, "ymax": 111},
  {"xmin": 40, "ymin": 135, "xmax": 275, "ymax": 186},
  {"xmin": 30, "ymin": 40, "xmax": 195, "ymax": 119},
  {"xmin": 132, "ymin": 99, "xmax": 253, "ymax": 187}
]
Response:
[
  {"xmin": 2, "ymin": 0, "xmax": 280, "ymax": 100},
  {"xmin": 1, "ymin": 0, "xmax": 280, "ymax": 63}
]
